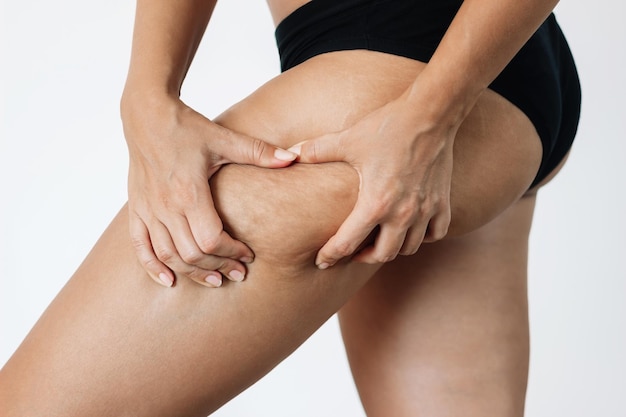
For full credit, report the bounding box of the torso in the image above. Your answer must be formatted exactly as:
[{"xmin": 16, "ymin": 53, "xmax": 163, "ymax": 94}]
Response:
[{"xmin": 266, "ymin": 0, "xmax": 311, "ymax": 26}]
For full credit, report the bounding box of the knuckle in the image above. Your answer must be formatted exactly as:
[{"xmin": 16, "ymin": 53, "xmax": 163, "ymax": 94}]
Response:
[
  {"xmin": 198, "ymin": 234, "xmax": 220, "ymax": 254},
  {"xmin": 201, "ymin": 256, "xmax": 229, "ymax": 273},
  {"xmin": 432, "ymin": 226, "xmax": 449, "ymax": 241},
  {"xmin": 170, "ymin": 185, "xmax": 196, "ymax": 206},
  {"xmin": 361, "ymin": 252, "xmax": 394, "ymax": 265},
  {"xmin": 310, "ymin": 141, "xmax": 320, "ymax": 162},
  {"xmin": 332, "ymin": 240, "xmax": 354, "ymax": 258},
  {"xmin": 129, "ymin": 236, "xmax": 165, "ymax": 269},
  {"xmin": 373, "ymin": 189, "xmax": 403, "ymax": 218},
  {"xmin": 416, "ymin": 201, "xmax": 434, "ymax": 220},
  {"xmin": 250, "ymin": 138, "xmax": 267, "ymax": 163},
  {"xmin": 377, "ymin": 252, "xmax": 397, "ymax": 263},
  {"xmin": 395, "ymin": 202, "xmax": 417, "ymax": 226},
  {"xmin": 367, "ymin": 200, "xmax": 389, "ymax": 222},
  {"xmin": 425, "ymin": 225, "xmax": 447, "ymax": 242},
  {"xmin": 185, "ymin": 266, "xmax": 208, "ymax": 281},
  {"xmin": 377, "ymin": 192, "xmax": 395, "ymax": 212},
  {"xmin": 180, "ymin": 249, "xmax": 204, "ymax": 264},
  {"xmin": 430, "ymin": 191, "xmax": 449, "ymax": 211},
  {"xmin": 130, "ymin": 235, "xmax": 148, "ymax": 251},
  {"xmin": 142, "ymin": 257, "xmax": 162, "ymax": 272},
  {"xmin": 415, "ymin": 192, "xmax": 430, "ymax": 211},
  {"xmin": 154, "ymin": 247, "xmax": 175, "ymax": 263}
]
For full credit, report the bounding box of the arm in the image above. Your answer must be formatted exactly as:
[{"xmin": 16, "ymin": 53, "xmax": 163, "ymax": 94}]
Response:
[
  {"xmin": 292, "ymin": 0, "xmax": 559, "ymax": 267},
  {"xmin": 407, "ymin": 0, "xmax": 560, "ymax": 127},
  {"xmin": 121, "ymin": 0, "xmax": 297, "ymax": 287},
  {"xmin": 122, "ymin": 0, "xmax": 215, "ymax": 100}
]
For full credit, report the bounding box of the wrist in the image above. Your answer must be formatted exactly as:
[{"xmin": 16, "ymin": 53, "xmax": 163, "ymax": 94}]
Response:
[
  {"xmin": 402, "ymin": 66, "xmax": 485, "ymax": 134},
  {"xmin": 120, "ymin": 85, "xmax": 180, "ymax": 126},
  {"xmin": 120, "ymin": 89, "xmax": 187, "ymax": 157}
]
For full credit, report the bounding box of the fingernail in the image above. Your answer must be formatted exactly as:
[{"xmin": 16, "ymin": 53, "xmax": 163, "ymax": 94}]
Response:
[
  {"xmin": 317, "ymin": 262, "xmax": 330, "ymax": 270},
  {"xmin": 205, "ymin": 273, "xmax": 222, "ymax": 287},
  {"xmin": 274, "ymin": 148, "xmax": 297, "ymax": 161},
  {"xmin": 286, "ymin": 145, "xmax": 301, "ymax": 156},
  {"xmin": 240, "ymin": 256, "xmax": 254, "ymax": 263},
  {"xmin": 229, "ymin": 270, "xmax": 245, "ymax": 282},
  {"xmin": 158, "ymin": 272, "xmax": 173, "ymax": 287}
]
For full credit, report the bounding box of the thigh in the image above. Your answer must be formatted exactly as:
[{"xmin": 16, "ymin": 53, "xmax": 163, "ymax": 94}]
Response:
[
  {"xmin": 1, "ymin": 50, "xmax": 542, "ymax": 417},
  {"xmin": 0, "ymin": 164, "xmax": 379, "ymax": 417},
  {"xmin": 217, "ymin": 50, "xmax": 543, "ymax": 234},
  {"xmin": 339, "ymin": 195, "xmax": 536, "ymax": 417}
]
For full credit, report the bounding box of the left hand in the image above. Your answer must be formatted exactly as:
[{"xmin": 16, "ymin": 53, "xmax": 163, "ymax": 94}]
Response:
[{"xmin": 288, "ymin": 95, "xmax": 457, "ymax": 268}]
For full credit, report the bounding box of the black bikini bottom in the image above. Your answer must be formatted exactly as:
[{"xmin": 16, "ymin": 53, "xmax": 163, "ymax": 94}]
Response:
[{"xmin": 275, "ymin": 0, "xmax": 581, "ymax": 188}]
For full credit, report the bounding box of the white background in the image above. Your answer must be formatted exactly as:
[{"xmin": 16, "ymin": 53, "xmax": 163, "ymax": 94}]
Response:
[{"xmin": 1, "ymin": 0, "xmax": 625, "ymax": 415}]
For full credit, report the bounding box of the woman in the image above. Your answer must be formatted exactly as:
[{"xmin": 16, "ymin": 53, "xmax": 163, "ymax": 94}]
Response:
[{"xmin": 0, "ymin": 0, "xmax": 580, "ymax": 416}]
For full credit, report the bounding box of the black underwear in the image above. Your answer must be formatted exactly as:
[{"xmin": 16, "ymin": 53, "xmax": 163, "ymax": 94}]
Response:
[{"xmin": 275, "ymin": 0, "xmax": 581, "ymax": 187}]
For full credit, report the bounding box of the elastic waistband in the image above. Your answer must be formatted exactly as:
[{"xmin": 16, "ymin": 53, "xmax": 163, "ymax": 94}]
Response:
[{"xmin": 275, "ymin": 0, "xmax": 463, "ymax": 72}]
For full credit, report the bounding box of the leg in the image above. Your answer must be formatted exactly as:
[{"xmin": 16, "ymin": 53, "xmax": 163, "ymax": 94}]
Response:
[
  {"xmin": 0, "ymin": 51, "xmax": 543, "ymax": 416},
  {"xmin": 0, "ymin": 162, "xmax": 379, "ymax": 417},
  {"xmin": 339, "ymin": 195, "xmax": 535, "ymax": 416}
]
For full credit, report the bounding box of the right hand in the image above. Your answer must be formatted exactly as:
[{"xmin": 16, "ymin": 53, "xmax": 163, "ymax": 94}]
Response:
[{"xmin": 122, "ymin": 95, "xmax": 297, "ymax": 288}]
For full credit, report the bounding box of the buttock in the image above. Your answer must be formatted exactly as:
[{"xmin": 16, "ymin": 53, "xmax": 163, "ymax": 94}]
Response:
[
  {"xmin": 275, "ymin": 0, "xmax": 581, "ymax": 188},
  {"xmin": 219, "ymin": 49, "xmax": 543, "ymax": 234}
]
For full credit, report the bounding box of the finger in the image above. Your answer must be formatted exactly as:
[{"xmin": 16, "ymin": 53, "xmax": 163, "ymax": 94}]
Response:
[
  {"xmin": 170, "ymin": 251, "xmax": 247, "ymax": 285},
  {"xmin": 181, "ymin": 200, "xmax": 251, "ymax": 283},
  {"xmin": 200, "ymin": 254, "xmax": 248, "ymax": 283},
  {"xmin": 129, "ymin": 214, "xmax": 174, "ymax": 287},
  {"xmin": 197, "ymin": 230, "xmax": 250, "ymax": 281},
  {"xmin": 166, "ymin": 213, "xmax": 246, "ymax": 281},
  {"xmin": 162, "ymin": 213, "xmax": 214, "ymax": 269},
  {"xmin": 185, "ymin": 196, "xmax": 254, "ymax": 262},
  {"xmin": 164, "ymin": 215, "xmax": 245, "ymax": 282},
  {"xmin": 149, "ymin": 220, "xmax": 223, "ymax": 288},
  {"xmin": 315, "ymin": 201, "xmax": 378, "ymax": 269},
  {"xmin": 158, "ymin": 214, "xmax": 249, "ymax": 284},
  {"xmin": 398, "ymin": 223, "xmax": 428, "ymax": 256},
  {"xmin": 422, "ymin": 208, "xmax": 451, "ymax": 243},
  {"xmin": 287, "ymin": 132, "xmax": 346, "ymax": 164},
  {"xmin": 353, "ymin": 224, "xmax": 407, "ymax": 264},
  {"xmin": 218, "ymin": 127, "xmax": 297, "ymax": 167}
]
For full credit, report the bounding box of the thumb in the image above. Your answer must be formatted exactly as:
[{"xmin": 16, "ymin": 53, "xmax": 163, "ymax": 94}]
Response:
[
  {"xmin": 287, "ymin": 132, "xmax": 345, "ymax": 164},
  {"xmin": 224, "ymin": 131, "xmax": 298, "ymax": 168}
]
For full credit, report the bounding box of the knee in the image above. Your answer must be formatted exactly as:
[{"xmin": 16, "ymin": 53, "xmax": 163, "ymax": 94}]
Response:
[{"xmin": 211, "ymin": 162, "xmax": 358, "ymax": 269}]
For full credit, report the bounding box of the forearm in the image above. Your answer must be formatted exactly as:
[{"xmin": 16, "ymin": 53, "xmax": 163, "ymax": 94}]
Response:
[
  {"xmin": 406, "ymin": 0, "xmax": 560, "ymax": 129},
  {"xmin": 120, "ymin": 0, "xmax": 218, "ymax": 149},
  {"xmin": 122, "ymin": 0, "xmax": 217, "ymax": 102}
]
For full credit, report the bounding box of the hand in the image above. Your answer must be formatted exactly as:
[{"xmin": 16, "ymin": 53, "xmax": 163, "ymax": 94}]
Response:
[
  {"xmin": 122, "ymin": 95, "xmax": 297, "ymax": 287},
  {"xmin": 288, "ymin": 95, "xmax": 456, "ymax": 268}
]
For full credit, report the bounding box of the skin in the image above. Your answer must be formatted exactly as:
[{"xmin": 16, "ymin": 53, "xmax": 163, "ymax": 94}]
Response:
[{"xmin": 0, "ymin": 0, "xmax": 569, "ymax": 416}]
